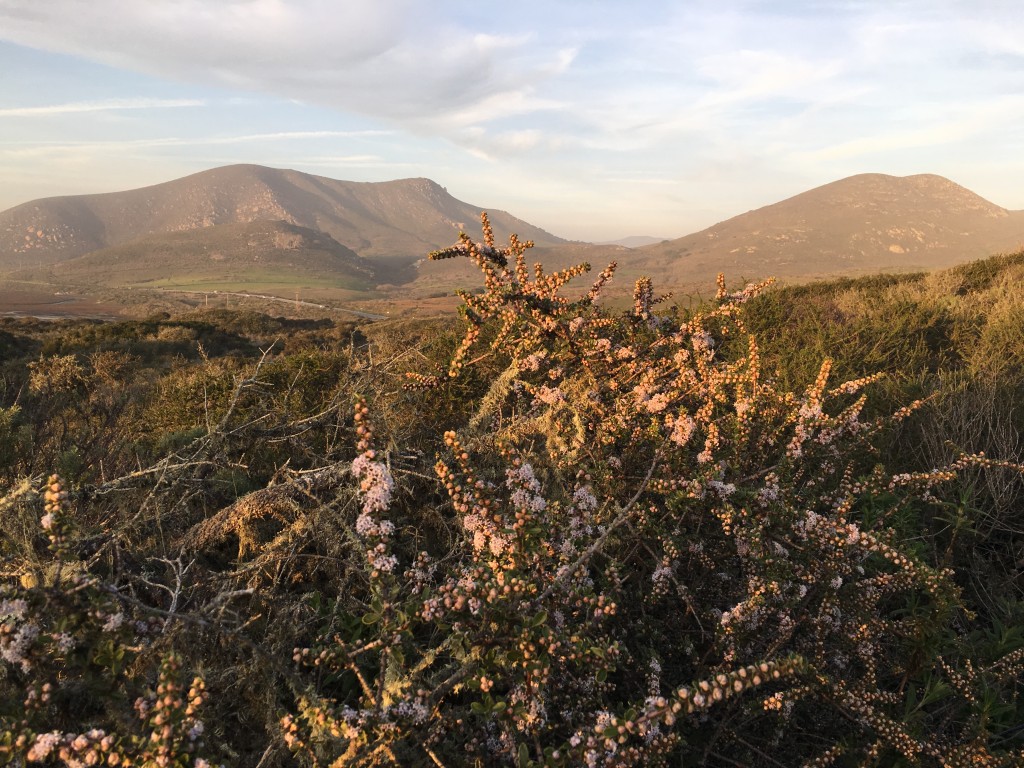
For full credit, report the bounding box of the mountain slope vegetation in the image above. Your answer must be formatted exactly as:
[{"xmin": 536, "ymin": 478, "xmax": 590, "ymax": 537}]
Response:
[{"xmin": 19, "ymin": 219, "xmax": 376, "ymax": 292}]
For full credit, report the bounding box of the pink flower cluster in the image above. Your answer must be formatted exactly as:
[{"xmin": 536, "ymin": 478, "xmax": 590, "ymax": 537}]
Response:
[{"xmin": 352, "ymin": 454, "xmax": 394, "ymax": 515}]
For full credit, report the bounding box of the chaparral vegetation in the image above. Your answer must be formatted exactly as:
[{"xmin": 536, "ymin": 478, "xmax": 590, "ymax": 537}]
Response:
[{"xmin": 1, "ymin": 216, "xmax": 1023, "ymax": 767}]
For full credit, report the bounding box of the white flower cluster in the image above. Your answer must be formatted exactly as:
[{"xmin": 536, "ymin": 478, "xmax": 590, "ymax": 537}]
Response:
[
  {"xmin": 357, "ymin": 519, "xmax": 398, "ymax": 572},
  {"xmin": 669, "ymin": 414, "xmax": 696, "ymax": 447},
  {"xmin": 727, "ymin": 282, "xmax": 760, "ymax": 303},
  {"xmin": 355, "ymin": 512, "xmax": 395, "ymax": 539},
  {"xmin": 520, "ymin": 351, "xmax": 547, "ymax": 372},
  {"xmin": 794, "ymin": 510, "xmax": 823, "ymax": 539},
  {"xmin": 352, "ymin": 453, "xmax": 398, "ymax": 574},
  {"xmin": 534, "ymin": 385, "xmax": 565, "ymax": 406},
  {"xmin": 26, "ymin": 732, "xmax": 62, "ymax": 762},
  {"xmin": 572, "ymin": 485, "xmax": 598, "ymax": 513},
  {"xmin": 788, "ymin": 400, "xmax": 825, "ymax": 458},
  {"xmin": 1, "ymin": 620, "xmax": 39, "ymax": 672},
  {"xmin": 756, "ymin": 476, "xmax": 781, "ymax": 507},
  {"xmin": 352, "ymin": 454, "xmax": 395, "ymax": 515},
  {"xmin": 372, "ymin": 551, "xmax": 398, "ymax": 573},
  {"xmin": 388, "ymin": 699, "xmax": 430, "ymax": 724},
  {"xmin": 633, "ymin": 382, "xmax": 671, "ymax": 414},
  {"xmin": 0, "ymin": 598, "xmax": 28, "ymax": 620},
  {"xmin": 507, "ymin": 462, "xmax": 547, "ymax": 514},
  {"xmin": 691, "ymin": 331, "xmax": 715, "ymax": 352},
  {"xmin": 707, "ymin": 480, "xmax": 736, "ymax": 499},
  {"xmin": 461, "ymin": 512, "xmax": 508, "ymax": 558},
  {"xmin": 651, "ymin": 563, "xmax": 673, "ymax": 587}
]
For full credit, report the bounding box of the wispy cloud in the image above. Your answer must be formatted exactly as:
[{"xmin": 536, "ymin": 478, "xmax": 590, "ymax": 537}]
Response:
[
  {"xmin": 0, "ymin": 1, "xmax": 570, "ymax": 128},
  {"xmin": 285, "ymin": 155, "xmax": 412, "ymax": 169},
  {"xmin": 797, "ymin": 96, "xmax": 1024, "ymax": 163},
  {"xmin": 179, "ymin": 130, "xmax": 395, "ymax": 145},
  {"xmin": 0, "ymin": 97, "xmax": 204, "ymax": 117},
  {"xmin": 0, "ymin": 130, "xmax": 395, "ymax": 156}
]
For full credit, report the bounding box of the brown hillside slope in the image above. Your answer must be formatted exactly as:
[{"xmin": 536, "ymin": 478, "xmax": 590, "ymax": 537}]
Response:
[
  {"xmin": 22, "ymin": 220, "xmax": 376, "ymax": 291},
  {"xmin": 0, "ymin": 164, "xmax": 565, "ymax": 270},
  {"xmin": 634, "ymin": 173, "xmax": 1024, "ymax": 285}
]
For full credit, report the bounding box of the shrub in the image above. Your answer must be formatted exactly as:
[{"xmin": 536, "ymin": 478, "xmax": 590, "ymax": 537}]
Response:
[
  {"xmin": 278, "ymin": 218, "xmax": 1024, "ymax": 766},
  {"xmin": 1, "ymin": 476, "xmax": 219, "ymax": 767},
  {"xmin": 0, "ymin": 218, "xmax": 1022, "ymax": 767}
]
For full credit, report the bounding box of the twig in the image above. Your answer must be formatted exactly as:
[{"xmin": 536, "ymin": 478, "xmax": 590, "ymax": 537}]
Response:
[
  {"xmin": 136, "ymin": 555, "xmax": 196, "ymax": 633},
  {"xmin": 534, "ymin": 450, "xmax": 661, "ymax": 606},
  {"xmin": 99, "ymin": 581, "xmax": 311, "ymax": 694}
]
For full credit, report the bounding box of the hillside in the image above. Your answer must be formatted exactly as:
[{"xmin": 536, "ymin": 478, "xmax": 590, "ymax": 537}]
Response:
[
  {"xmin": 0, "ymin": 164, "xmax": 566, "ymax": 273},
  {"xmin": 634, "ymin": 173, "xmax": 1024, "ymax": 284},
  {"xmin": 20, "ymin": 219, "xmax": 376, "ymax": 293}
]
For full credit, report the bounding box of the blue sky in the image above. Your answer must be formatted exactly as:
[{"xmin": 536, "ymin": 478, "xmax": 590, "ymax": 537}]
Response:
[{"xmin": 1, "ymin": 0, "xmax": 1022, "ymax": 241}]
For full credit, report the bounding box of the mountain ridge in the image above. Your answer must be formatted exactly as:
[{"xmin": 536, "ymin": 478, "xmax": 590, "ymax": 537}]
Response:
[
  {"xmin": 0, "ymin": 164, "xmax": 566, "ymax": 273},
  {"xmin": 4, "ymin": 168, "xmax": 1024, "ymax": 310},
  {"xmin": 632, "ymin": 172, "xmax": 1024, "ymax": 284}
]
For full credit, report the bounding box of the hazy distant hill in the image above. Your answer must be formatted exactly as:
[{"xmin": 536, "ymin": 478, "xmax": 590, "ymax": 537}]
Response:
[
  {"xmin": 0, "ymin": 164, "xmax": 566, "ymax": 274},
  {"xmin": 24, "ymin": 219, "xmax": 376, "ymax": 292},
  {"xmin": 596, "ymin": 235, "xmax": 667, "ymax": 248},
  {"xmin": 634, "ymin": 173, "xmax": 1024, "ymax": 284}
]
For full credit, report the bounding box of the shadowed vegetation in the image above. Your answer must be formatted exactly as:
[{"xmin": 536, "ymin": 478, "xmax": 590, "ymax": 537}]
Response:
[{"xmin": 1, "ymin": 225, "xmax": 1022, "ymax": 767}]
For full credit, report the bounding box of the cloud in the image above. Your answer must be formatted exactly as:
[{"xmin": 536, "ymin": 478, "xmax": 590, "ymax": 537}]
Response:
[
  {"xmin": 183, "ymin": 130, "xmax": 395, "ymax": 145},
  {"xmin": 0, "ymin": 98, "xmax": 205, "ymax": 117},
  {"xmin": 0, "ymin": 130, "xmax": 396, "ymax": 158},
  {"xmin": 797, "ymin": 95, "xmax": 1024, "ymax": 163},
  {"xmin": 0, "ymin": 1, "xmax": 571, "ymax": 129},
  {"xmin": 694, "ymin": 49, "xmax": 843, "ymax": 109}
]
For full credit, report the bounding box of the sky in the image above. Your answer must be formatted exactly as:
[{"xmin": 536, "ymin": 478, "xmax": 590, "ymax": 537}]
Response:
[{"xmin": 0, "ymin": 0, "xmax": 1022, "ymax": 242}]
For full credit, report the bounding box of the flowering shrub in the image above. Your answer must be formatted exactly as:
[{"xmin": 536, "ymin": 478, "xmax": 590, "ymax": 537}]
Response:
[
  {"xmin": 1, "ymin": 218, "xmax": 1022, "ymax": 766},
  {"xmin": 279, "ymin": 217, "xmax": 1024, "ymax": 766},
  {"xmin": 0, "ymin": 476, "xmax": 219, "ymax": 767}
]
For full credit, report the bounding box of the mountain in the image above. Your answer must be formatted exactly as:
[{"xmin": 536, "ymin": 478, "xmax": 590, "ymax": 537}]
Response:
[
  {"xmin": 5, "ymin": 169, "xmax": 1024, "ymax": 311},
  {"xmin": 634, "ymin": 174, "xmax": 1024, "ymax": 285},
  {"xmin": 0, "ymin": 164, "xmax": 566, "ymax": 275}
]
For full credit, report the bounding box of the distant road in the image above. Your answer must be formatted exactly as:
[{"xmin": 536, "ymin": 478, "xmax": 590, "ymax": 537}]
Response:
[{"xmin": 158, "ymin": 289, "xmax": 387, "ymax": 320}]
